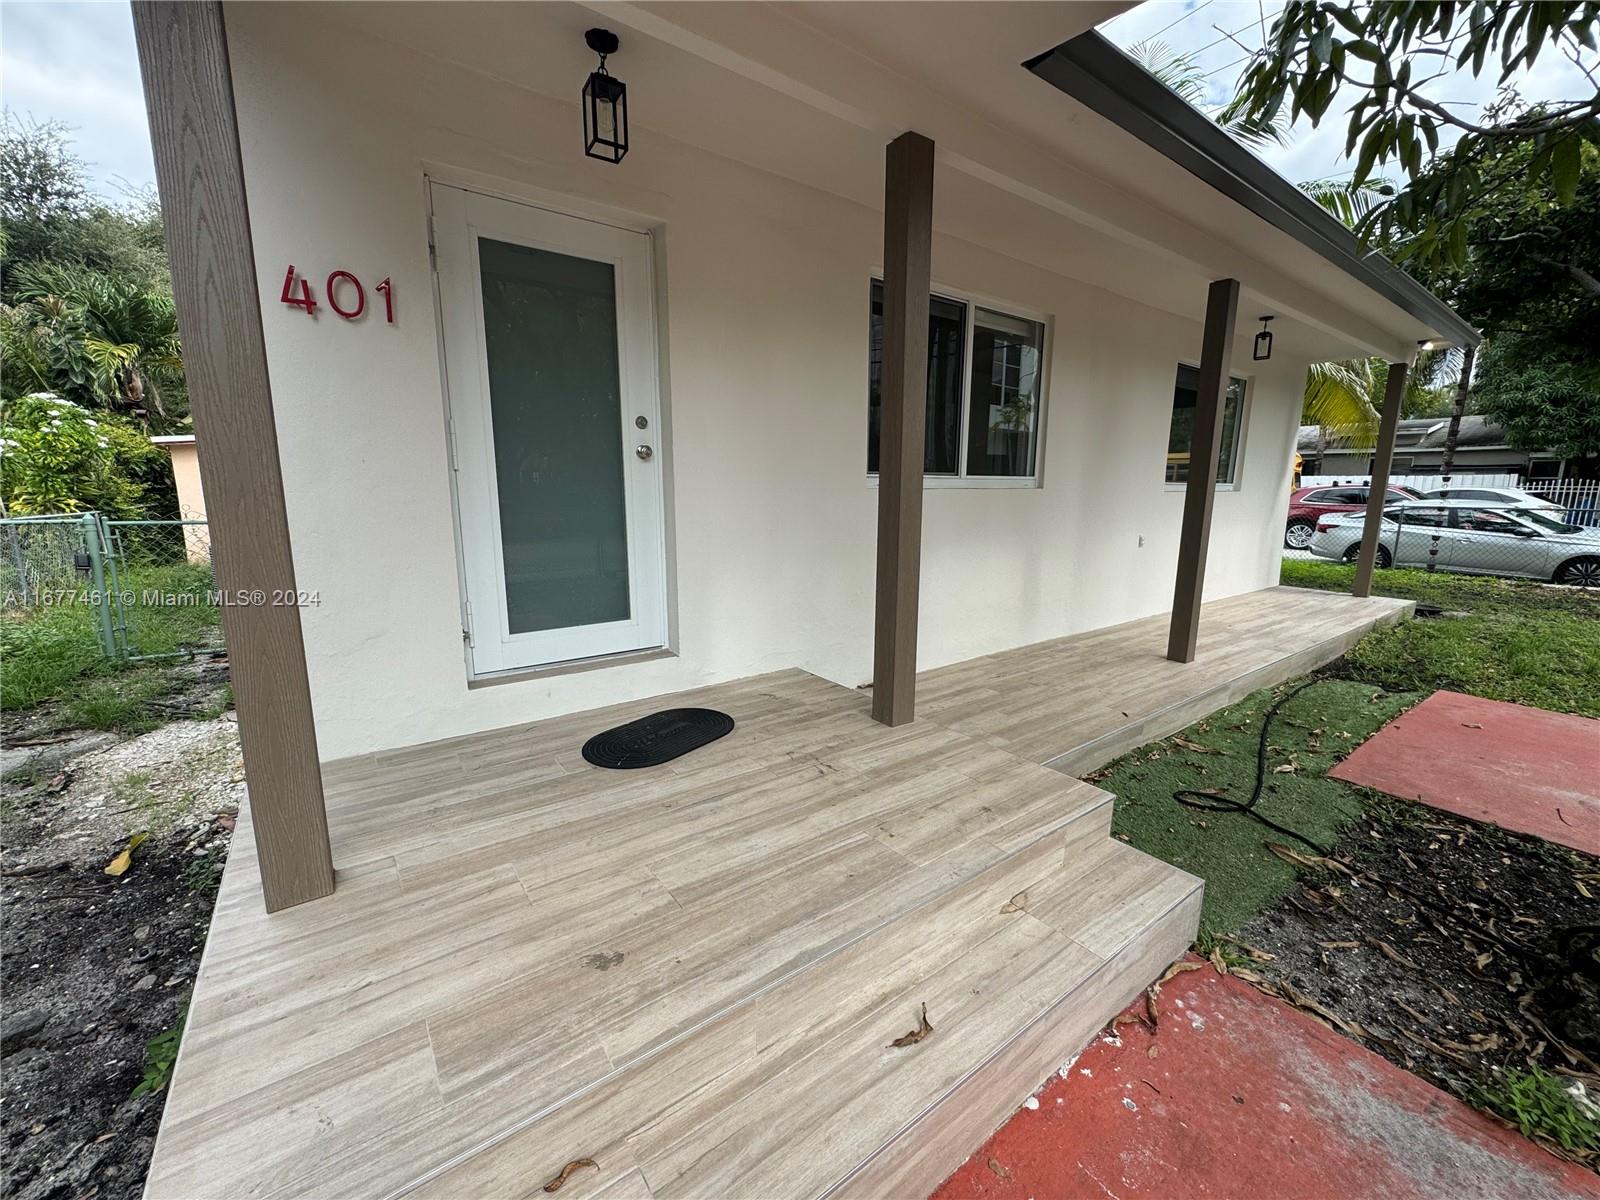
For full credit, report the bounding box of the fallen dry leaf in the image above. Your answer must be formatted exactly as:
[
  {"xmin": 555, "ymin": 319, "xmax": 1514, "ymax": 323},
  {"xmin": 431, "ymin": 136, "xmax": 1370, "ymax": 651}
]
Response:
[
  {"xmin": 1218, "ymin": 936, "xmax": 1275, "ymax": 962},
  {"xmin": 1110, "ymin": 1009, "xmax": 1146, "ymax": 1036},
  {"xmin": 1264, "ymin": 842, "xmax": 1346, "ymax": 873},
  {"xmin": 1271, "ymin": 762, "xmax": 1297, "ymax": 774},
  {"xmin": 1368, "ymin": 938, "xmax": 1421, "ymax": 972},
  {"xmin": 1157, "ymin": 960, "xmax": 1204, "ymax": 985},
  {"xmin": 986, "ymin": 1158, "xmax": 1011, "ymax": 1181},
  {"xmin": 890, "ymin": 1002, "xmax": 933, "ymax": 1048},
  {"xmin": 1461, "ymin": 722, "xmax": 1483, "ymax": 729},
  {"xmin": 542, "ymin": 1158, "xmax": 597, "ymax": 1193},
  {"xmin": 45, "ymin": 771, "xmax": 71, "ymax": 794},
  {"xmin": 103, "ymin": 832, "xmax": 150, "ymax": 878},
  {"xmin": 1173, "ymin": 736, "xmax": 1218, "ymax": 755},
  {"xmin": 999, "ymin": 890, "xmax": 1028, "ymax": 915},
  {"xmin": 1141, "ymin": 959, "xmax": 1205, "ymax": 1029}
]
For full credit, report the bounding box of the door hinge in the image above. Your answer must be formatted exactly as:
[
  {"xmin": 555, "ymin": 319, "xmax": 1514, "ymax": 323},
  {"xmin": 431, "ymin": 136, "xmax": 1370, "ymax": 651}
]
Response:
[
  {"xmin": 446, "ymin": 416, "xmax": 460, "ymax": 472},
  {"xmin": 462, "ymin": 598, "xmax": 474, "ymax": 646},
  {"xmin": 426, "ymin": 212, "xmax": 438, "ymax": 272}
]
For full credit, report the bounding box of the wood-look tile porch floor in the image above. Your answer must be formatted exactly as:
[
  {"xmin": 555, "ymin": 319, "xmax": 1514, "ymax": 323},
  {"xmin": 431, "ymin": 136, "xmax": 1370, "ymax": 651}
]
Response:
[{"xmin": 145, "ymin": 586, "xmax": 1409, "ymax": 1200}]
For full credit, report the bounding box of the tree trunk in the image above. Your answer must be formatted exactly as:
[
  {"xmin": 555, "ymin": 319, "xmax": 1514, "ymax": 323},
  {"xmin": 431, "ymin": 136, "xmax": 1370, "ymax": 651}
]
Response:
[
  {"xmin": 1429, "ymin": 343, "xmax": 1476, "ymax": 573},
  {"xmin": 1439, "ymin": 344, "xmax": 1475, "ymax": 484}
]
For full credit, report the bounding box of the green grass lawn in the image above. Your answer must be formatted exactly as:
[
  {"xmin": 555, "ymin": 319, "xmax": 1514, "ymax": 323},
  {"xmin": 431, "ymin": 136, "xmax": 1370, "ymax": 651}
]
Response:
[
  {"xmin": 1283, "ymin": 558, "xmax": 1600, "ymax": 717},
  {"xmin": 1, "ymin": 562, "xmax": 222, "ymax": 728},
  {"xmin": 1105, "ymin": 560, "xmax": 1600, "ymax": 937}
]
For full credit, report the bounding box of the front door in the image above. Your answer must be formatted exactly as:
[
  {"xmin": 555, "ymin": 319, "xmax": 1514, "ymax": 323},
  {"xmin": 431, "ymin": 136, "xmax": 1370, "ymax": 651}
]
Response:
[{"xmin": 432, "ymin": 183, "xmax": 665, "ymax": 675}]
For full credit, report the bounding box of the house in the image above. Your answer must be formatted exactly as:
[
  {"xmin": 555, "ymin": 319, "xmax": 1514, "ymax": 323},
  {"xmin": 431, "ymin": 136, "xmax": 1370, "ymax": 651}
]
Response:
[
  {"xmin": 1299, "ymin": 415, "xmax": 1583, "ymax": 480},
  {"xmin": 148, "ymin": 433, "xmax": 208, "ymax": 562},
  {"xmin": 130, "ymin": 3, "xmax": 1471, "ymax": 1197}
]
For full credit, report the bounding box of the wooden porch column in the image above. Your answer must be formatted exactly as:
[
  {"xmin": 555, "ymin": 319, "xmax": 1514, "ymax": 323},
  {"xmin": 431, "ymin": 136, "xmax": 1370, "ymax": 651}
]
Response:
[
  {"xmin": 1352, "ymin": 359, "xmax": 1410, "ymax": 597},
  {"xmin": 1167, "ymin": 278, "xmax": 1240, "ymax": 663},
  {"xmin": 133, "ymin": 1, "xmax": 335, "ymax": 912},
  {"xmin": 872, "ymin": 132, "xmax": 935, "ymax": 726}
]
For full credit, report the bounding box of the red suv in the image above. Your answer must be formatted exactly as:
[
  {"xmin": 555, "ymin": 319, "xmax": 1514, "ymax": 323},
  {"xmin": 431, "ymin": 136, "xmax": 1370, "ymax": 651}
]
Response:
[{"xmin": 1285, "ymin": 484, "xmax": 1420, "ymax": 549}]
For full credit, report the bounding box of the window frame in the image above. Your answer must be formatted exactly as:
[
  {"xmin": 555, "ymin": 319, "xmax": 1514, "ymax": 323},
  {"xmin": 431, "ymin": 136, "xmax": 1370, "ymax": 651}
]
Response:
[
  {"xmin": 1163, "ymin": 360, "xmax": 1252, "ymax": 492},
  {"xmin": 865, "ymin": 275, "xmax": 1053, "ymax": 490}
]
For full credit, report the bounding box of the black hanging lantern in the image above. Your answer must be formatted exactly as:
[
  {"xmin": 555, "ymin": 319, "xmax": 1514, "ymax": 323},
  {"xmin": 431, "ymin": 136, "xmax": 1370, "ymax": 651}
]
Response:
[
  {"xmin": 1253, "ymin": 315, "xmax": 1274, "ymax": 361},
  {"xmin": 582, "ymin": 28, "xmax": 628, "ymax": 164}
]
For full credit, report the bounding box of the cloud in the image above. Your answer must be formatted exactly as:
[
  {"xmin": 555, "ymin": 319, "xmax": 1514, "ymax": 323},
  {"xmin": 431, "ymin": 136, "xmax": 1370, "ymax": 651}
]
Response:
[{"xmin": 1, "ymin": 1, "xmax": 154, "ymax": 201}]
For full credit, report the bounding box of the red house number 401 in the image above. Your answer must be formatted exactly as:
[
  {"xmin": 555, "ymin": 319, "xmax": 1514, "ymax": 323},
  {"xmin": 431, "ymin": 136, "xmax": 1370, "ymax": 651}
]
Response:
[{"xmin": 280, "ymin": 266, "xmax": 395, "ymax": 323}]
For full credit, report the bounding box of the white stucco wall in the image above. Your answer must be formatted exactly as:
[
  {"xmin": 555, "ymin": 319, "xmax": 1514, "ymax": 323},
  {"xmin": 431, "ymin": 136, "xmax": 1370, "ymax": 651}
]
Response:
[{"xmin": 225, "ymin": 6, "xmax": 1304, "ymax": 760}]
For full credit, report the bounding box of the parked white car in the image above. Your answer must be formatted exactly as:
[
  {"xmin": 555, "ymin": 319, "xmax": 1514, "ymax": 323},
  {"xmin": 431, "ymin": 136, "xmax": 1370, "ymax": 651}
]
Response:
[
  {"xmin": 1308, "ymin": 500, "xmax": 1600, "ymax": 586},
  {"xmin": 1417, "ymin": 485, "xmax": 1565, "ymax": 516}
]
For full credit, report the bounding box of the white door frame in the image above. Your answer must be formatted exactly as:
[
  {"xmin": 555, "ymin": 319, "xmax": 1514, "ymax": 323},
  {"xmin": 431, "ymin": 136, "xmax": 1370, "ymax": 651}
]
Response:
[{"xmin": 431, "ymin": 181, "xmax": 667, "ymax": 676}]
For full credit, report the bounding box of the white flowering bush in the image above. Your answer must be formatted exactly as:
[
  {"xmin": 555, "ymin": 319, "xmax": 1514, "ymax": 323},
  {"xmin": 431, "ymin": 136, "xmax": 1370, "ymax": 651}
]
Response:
[{"xmin": 0, "ymin": 392, "xmax": 161, "ymax": 517}]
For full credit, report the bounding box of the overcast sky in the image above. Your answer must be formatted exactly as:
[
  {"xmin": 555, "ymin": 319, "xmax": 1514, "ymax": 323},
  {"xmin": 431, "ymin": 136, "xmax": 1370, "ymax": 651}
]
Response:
[
  {"xmin": 1, "ymin": 0, "xmax": 1595, "ymax": 203},
  {"xmin": 2, "ymin": 1, "xmax": 155, "ymax": 200}
]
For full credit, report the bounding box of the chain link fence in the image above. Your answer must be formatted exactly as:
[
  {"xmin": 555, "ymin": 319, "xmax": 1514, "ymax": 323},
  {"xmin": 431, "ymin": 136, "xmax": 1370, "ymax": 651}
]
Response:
[
  {"xmin": 1304, "ymin": 503, "xmax": 1600, "ymax": 587},
  {"xmin": 1, "ymin": 512, "xmax": 224, "ymax": 661}
]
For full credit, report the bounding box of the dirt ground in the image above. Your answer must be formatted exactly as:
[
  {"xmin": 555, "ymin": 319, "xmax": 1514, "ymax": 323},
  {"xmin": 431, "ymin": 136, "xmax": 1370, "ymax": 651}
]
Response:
[
  {"xmin": 1237, "ymin": 798, "xmax": 1600, "ymax": 1166},
  {"xmin": 2, "ymin": 702, "xmax": 238, "ymax": 1200}
]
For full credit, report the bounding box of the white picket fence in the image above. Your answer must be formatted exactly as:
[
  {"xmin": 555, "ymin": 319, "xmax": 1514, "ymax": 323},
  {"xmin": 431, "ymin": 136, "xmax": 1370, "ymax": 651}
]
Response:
[{"xmin": 1299, "ymin": 473, "xmax": 1600, "ymax": 526}]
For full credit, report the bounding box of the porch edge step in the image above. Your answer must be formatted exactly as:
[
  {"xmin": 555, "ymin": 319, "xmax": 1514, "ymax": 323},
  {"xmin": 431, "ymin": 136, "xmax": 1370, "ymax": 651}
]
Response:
[
  {"xmin": 1042, "ymin": 598, "xmax": 1413, "ymax": 777},
  {"xmin": 827, "ymin": 860, "xmax": 1203, "ymax": 1200}
]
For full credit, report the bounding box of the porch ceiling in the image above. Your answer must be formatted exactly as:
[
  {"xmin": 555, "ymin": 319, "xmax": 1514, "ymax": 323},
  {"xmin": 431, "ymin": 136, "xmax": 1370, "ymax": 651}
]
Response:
[{"xmin": 294, "ymin": 1, "xmax": 1446, "ymax": 363}]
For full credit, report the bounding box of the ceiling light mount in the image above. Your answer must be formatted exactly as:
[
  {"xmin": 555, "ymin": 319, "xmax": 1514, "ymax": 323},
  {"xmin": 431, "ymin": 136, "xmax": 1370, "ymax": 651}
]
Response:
[
  {"xmin": 1252, "ymin": 315, "xmax": 1274, "ymax": 362},
  {"xmin": 582, "ymin": 28, "xmax": 628, "ymax": 164}
]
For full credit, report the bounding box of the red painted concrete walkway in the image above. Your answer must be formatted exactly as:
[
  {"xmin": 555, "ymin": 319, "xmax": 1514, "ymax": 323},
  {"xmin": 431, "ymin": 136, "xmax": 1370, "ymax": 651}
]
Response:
[
  {"xmin": 1329, "ymin": 690, "xmax": 1600, "ymax": 855},
  {"xmin": 932, "ymin": 964, "xmax": 1600, "ymax": 1200}
]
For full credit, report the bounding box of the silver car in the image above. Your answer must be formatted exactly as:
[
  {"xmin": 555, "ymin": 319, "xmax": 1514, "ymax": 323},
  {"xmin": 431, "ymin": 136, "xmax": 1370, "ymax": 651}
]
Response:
[
  {"xmin": 1307, "ymin": 500, "xmax": 1600, "ymax": 586},
  {"xmin": 1418, "ymin": 485, "xmax": 1565, "ymax": 517}
]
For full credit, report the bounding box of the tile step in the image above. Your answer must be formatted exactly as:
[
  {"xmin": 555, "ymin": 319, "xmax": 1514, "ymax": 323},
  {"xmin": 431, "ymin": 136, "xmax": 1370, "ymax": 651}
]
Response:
[{"xmin": 401, "ymin": 835, "xmax": 1201, "ymax": 1200}]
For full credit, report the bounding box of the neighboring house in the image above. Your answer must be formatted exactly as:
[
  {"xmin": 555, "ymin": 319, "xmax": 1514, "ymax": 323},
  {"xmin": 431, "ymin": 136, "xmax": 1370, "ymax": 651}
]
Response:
[
  {"xmin": 148, "ymin": 433, "xmax": 208, "ymax": 562},
  {"xmin": 1299, "ymin": 416, "xmax": 1584, "ymax": 481},
  {"xmin": 130, "ymin": 5, "xmax": 1470, "ymax": 1198}
]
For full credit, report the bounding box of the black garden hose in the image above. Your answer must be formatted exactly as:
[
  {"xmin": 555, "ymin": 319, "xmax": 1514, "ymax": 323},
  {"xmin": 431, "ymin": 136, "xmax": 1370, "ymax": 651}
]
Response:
[{"xmin": 1172, "ymin": 678, "xmax": 1341, "ymax": 856}]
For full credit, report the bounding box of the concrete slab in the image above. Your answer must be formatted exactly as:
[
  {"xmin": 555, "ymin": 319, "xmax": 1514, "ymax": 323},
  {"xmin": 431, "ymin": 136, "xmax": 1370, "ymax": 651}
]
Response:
[
  {"xmin": 931, "ymin": 963, "xmax": 1600, "ymax": 1200},
  {"xmin": 1328, "ymin": 690, "xmax": 1599, "ymax": 855}
]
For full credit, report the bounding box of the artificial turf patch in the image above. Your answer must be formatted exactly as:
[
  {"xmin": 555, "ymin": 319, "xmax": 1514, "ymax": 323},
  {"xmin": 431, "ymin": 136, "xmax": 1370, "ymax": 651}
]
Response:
[{"xmin": 1097, "ymin": 677, "xmax": 1421, "ymax": 938}]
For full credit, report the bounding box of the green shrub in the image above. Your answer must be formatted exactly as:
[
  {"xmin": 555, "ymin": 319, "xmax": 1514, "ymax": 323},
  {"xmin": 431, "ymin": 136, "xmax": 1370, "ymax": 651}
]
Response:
[
  {"xmin": 1474, "ymin": 1065, "xmax": 1600, "ymax": 1154},
  {"xmin": 0, "ymin": 392, "xmax": 161, "ymax": 517},
  {"xmin": 132, "ymin": 1010, "xmax": 186, "ymax": 1100}
]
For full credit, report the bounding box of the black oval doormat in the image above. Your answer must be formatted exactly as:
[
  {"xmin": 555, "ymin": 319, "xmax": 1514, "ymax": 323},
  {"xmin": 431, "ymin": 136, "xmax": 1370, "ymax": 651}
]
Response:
[{"xmin": 581, "ymin": 708, "xmax": 735, "ymax": 769}]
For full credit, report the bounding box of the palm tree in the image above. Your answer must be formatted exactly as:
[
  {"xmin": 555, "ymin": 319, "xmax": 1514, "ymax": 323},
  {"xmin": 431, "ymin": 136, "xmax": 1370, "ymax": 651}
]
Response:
[
  {"xmin": 1296, "ymin": 177, "xmax": 1396, "ymax": 227},
  {"xmin": 1128, "ymin": 40, "xmax": 1289, "ymax": 150},
  {"xmin": 3, "ymin": 261, "xmax": 183, "ymax": 421},
  {"xmin": 1127, "ymin": 40, "xmax": 1458, "ymax": 452}
]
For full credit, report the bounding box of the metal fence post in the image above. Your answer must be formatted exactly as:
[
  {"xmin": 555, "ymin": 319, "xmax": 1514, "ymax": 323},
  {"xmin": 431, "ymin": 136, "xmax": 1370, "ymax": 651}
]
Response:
[
  {"xmin": 81, "ymin": 512, "xmax": 120, "ymax": 659},
  {"xmin": 6, "ymin": 523, "xmax": 27, "ymax": 607},
  {"xmin": 100, "ymin": 518, "xmax": 132, "ymax": 657}
]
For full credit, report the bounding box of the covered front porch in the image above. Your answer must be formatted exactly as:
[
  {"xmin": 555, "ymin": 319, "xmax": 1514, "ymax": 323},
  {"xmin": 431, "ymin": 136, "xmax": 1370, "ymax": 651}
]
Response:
[{"xmin": 145, "ymin": 585, "xmax": 1409, "ymax": 1200}]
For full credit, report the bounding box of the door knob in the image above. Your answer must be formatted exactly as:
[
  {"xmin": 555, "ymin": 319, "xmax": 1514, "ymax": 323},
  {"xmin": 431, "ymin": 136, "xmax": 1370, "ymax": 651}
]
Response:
[{"xmin": 636, "ymin": 444, "xmax": 654, "ymax": 461}]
